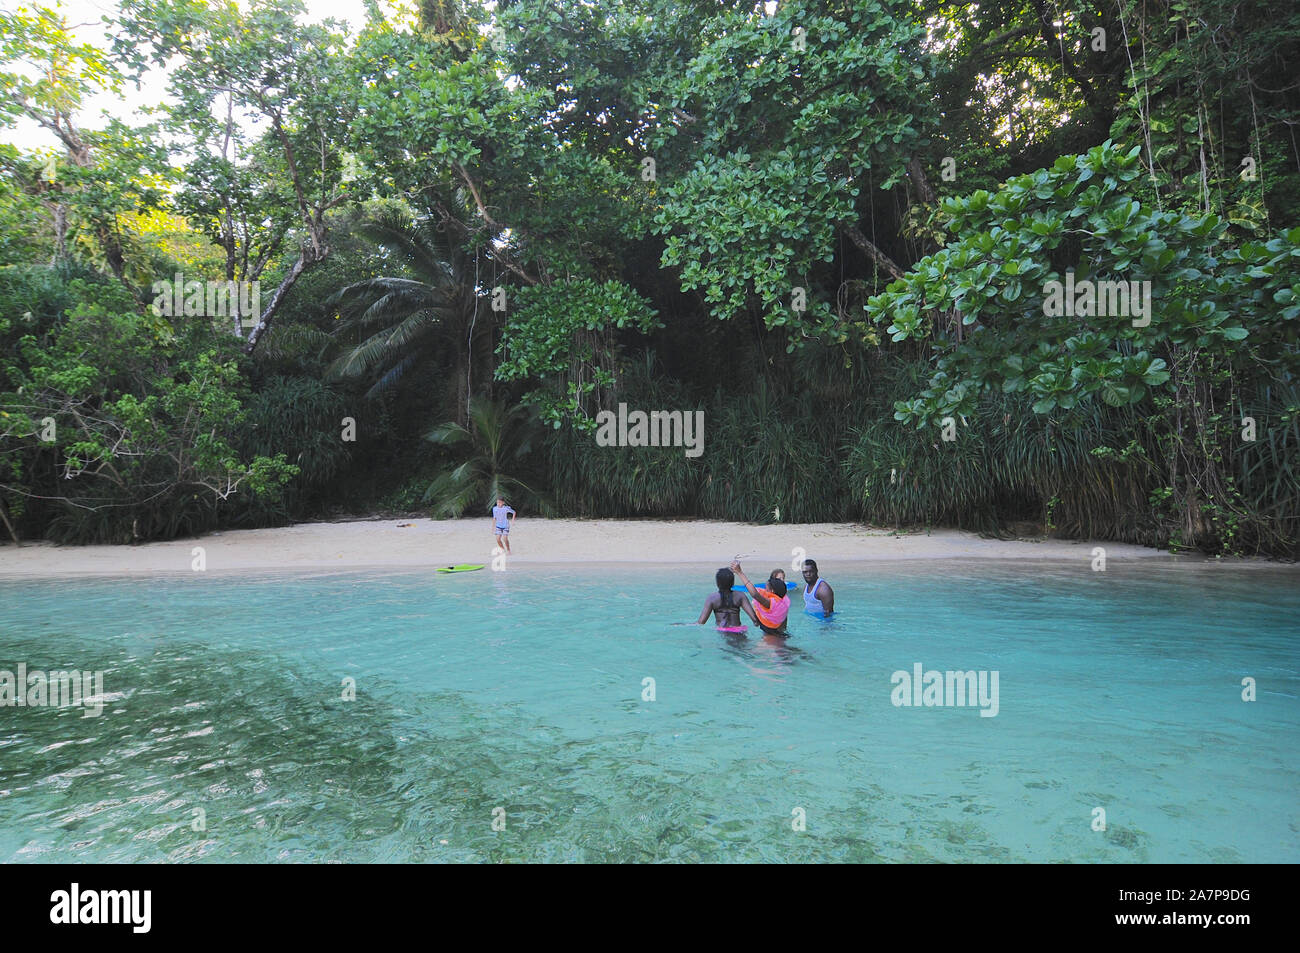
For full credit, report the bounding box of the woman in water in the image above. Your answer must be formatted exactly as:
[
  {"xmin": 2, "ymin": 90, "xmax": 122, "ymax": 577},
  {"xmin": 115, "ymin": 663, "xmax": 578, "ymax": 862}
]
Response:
[{"xmin": 696, "ymin": 567, "xmax": 760, "ymax": 632}]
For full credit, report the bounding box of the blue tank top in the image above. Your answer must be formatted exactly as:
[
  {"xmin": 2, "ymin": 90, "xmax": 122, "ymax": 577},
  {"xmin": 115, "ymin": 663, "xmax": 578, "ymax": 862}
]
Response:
[{"xmin": 803, "ymin": 578, "xmax": 827, "ymax": 614}]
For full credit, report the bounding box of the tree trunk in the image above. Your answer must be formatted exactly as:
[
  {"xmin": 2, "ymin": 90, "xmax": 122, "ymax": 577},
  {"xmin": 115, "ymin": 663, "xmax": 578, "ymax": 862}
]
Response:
[
  {"xmin": 243, "ymin": 246, "xmax": 324, "ymax": 355},
  {"xmin": 0, "ymin": 495, "xmax": 20, "ymax": 545},
  {"xmin": 844, "ymin": 225, "xmax": 905, "ymax": 280},
  {"xmin": 50, "ymin": 204, "xmax": 68, "ymax": 264},
  {"xmin": 907, "ymin": 156, "xmax": 938, "ymax": 205}
]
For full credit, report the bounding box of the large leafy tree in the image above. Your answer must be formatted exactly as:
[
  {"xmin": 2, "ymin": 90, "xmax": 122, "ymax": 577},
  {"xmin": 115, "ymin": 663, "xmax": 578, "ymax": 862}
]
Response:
[
  {"xmin": 648, "ymin": 0, "xmax": 939, "ymax": 340},
  {"xmin": 347, "ymin": 3, "xmax": 661, "ymax": 425},
  {"xmin": 349, "ymin": 8, "xmax": 549, "ymax": 284},
  {"xmin": 0, "ymin": 274, "xmax": 296, "ymax": 542},
  {"xmin": 0, "ymin": 4, "xmax": 170, "ymax": 292},
  {"xmin": 868, "ymin": 142, "xmax": 1297, "ymax": 420},
  {"xmin": 112, "ymin": 0, "xmax": 358, "ymax": 351},
  {"xmin": 867, "ymin": 141, "xmax": 1300, "ymax": 551}
]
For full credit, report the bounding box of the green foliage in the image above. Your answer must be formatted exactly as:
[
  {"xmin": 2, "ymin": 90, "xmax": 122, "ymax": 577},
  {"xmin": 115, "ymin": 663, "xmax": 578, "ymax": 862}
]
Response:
[
  {"xmin": 495, "ymin": 279, "xmax": 661, "ymax": 429},
  {"xmin": 349, "ymin": 22, "xmax": 548, "ymax": 196},
  {"xmin": 57, "ymin": 120, "xmax": 172, "ymax": 280},
  {"xmin": 649, "ymin": 0, "xmax": 933, "ymax": 334},
  {"xmin": 545, "ymin": 356, "xmax": 856, "ymax": 523},
  {"xmin": 422, "ymin": 395, "xmax": 551, "ymax": 518},
  {"xmin": 545, "ymin": 353, "xmax": 699, "ymax": 516},
  {"xmin": 925, "ymin": 1, "xmax": 1124, "ymax": 167},
  {"xmin": 697, "ymin": 379, "xmax": 847, "ymax": 524},
  {"xmin": 231, "ymin": 375, "xmax": 351, "ymax": 523},
  {"xmin": 868, "ymin": 142, "xmax": 1294, "ymax": 422},
  {"xmin": 0, "ymin": 152, "xmax": 52, "ymax": 265},
  {"xmin": 0, "ymin": 267, "xmax": 295, "ymax": 542},
  {"xmin": 846, "ymin": 382, "xmax": 1160, "ymax": 541},
  {"xmin": 865, "ymin": 142, "xmax": 1300, "ymax": 553},
  {"xmin": 654, "ymin": 148, "xmax": 854, "ymax": 333},
  {"xmin": 0, "ymin": 0, "xmax": 1296, "ymax": 557}
]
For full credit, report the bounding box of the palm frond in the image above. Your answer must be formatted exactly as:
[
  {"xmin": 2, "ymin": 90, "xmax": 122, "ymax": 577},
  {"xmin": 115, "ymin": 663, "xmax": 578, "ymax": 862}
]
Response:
[
  {"xmin": 364, "ymin": 353, "xmax": 422, "ymax": 400},
  {"xmin": 325, "ymin": 310, "xmax": 441, "ymax": 380},
  {"xmin": 425, "ymin": 420, "xmax": 472, "ymax": 445},
  {"xmin": 421, "ymin": 397, "xmax": 549, "ymax": 519}
]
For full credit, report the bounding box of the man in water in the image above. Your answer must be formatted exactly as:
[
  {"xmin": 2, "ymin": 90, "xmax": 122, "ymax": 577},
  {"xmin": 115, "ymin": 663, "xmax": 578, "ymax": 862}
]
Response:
[
  {"xmin": 801, "ymin": 558, "xmax": 834, "ymax": 617},
  {"xmin": 696, "ymin": 567, "xmax": 760, "ymax": 630},
  {"xmin": 491, "ymin": 497, "xmax": 515, "ymax": 554},
  {"xmin": 730, "ymin": 561, "xmax": 790, "ymax": 636}
]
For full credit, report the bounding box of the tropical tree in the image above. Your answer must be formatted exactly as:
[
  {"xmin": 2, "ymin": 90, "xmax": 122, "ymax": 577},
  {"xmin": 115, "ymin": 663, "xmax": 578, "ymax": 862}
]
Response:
[
  {"xmin": 422, "ymin": 395, "xmax": 552, "ymax": 517},
  {"xmin": 113, "ymin": 0, "xmax": 359, "ymax": 352},
  {"xmin": 648, "ymin": 0, "xmax": 938, "ymax": 339},
  {"xmin": 324, "ymin": 213, "xmax": 481, "ymax": 414},
  {"xmin": 866, "ymin": 141, "xmax": 1300, "ymax": 553},
  {"xmin": 0, "ymin": 4, "xmax": 170, "ymax": 293}
]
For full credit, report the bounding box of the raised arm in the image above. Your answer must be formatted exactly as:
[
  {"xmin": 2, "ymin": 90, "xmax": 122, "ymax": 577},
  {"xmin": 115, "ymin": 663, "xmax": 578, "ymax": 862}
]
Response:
[{"xmin": 730, "ymin": 561, "xmax": 770, "ymax": 608}]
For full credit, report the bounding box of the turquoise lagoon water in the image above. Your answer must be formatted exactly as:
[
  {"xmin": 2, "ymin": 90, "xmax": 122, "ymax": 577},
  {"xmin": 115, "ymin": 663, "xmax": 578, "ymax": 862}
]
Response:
[{"xmin": 0, "ymin": 560, "xmax": 1296, "ymax": 863}]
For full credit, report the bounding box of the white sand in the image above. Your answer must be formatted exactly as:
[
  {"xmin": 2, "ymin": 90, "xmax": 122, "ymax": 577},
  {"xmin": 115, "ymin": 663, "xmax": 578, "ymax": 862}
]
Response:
[{"xmin": 0, "ymin": 517, "xmax": 1189, "ymax": 577}]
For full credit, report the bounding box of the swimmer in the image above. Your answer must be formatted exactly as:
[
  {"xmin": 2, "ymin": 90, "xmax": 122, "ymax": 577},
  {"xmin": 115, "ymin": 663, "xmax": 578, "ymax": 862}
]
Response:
[
  {"xmin": 801, "ymin": 558, "xmax": 834, "ymax": 617},
  {"xmin": 697, "ymin": 567, "xmax": 759, "ymax": 631},
  {"xmin": 730, "ymin": 561, "xmax": 790, "ymax": 635}
]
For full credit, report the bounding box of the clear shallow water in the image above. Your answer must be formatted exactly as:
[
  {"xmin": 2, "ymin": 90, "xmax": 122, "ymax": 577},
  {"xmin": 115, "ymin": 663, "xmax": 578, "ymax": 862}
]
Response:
[{"xmin": 0, "ymin": 560, "xmax": 1296, "ymax": 863}]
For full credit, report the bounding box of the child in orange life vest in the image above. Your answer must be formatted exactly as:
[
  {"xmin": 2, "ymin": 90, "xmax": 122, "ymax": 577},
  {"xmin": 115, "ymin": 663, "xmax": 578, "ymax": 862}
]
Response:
[{"xmin": 730, "ymin": 561, "xmax": 790, "ymax": 635}]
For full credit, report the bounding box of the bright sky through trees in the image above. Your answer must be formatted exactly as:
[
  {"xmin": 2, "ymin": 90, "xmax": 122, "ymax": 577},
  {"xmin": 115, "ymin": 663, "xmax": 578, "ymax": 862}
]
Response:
[{"xmin": 0, "ymin": 0, "xmax": 381, "ymax": 151}]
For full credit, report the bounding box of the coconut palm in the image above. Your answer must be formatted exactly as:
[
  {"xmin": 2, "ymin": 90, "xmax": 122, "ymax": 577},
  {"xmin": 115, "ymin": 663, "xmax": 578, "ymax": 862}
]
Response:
[
  {"xmin": 423, "ymin": 395, "xmax": 554, "ymax": 517},
  {"xmin": 324, "ymin": 213, "xmax": 487, "ymax": 413}
]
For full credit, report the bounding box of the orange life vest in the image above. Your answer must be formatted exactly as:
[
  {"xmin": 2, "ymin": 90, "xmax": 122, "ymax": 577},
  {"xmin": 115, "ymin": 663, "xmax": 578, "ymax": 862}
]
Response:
[{"xmin": 754, "ymin": 588, "xmax": 790, "ymax": 628}]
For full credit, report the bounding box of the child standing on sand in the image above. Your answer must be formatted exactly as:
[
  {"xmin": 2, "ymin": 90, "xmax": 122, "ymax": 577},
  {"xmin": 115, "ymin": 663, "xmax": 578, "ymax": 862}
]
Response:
[{"xmin": 491, "ymin": 497, "xmax": 515, "ymax": 554}]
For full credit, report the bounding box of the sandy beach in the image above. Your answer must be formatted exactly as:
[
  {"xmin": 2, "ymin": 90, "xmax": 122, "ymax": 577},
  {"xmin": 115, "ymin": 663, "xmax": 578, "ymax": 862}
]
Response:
[{"xmin": 0, "ymin": 518, "xmax": 1192, "ymax": 577}]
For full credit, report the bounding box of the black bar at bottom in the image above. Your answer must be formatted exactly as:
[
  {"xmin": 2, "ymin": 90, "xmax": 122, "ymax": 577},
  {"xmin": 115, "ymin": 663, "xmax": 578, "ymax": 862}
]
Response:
[{"xmin": 0, "ymin": 863, "xmax": 1281, "ymax": 940}]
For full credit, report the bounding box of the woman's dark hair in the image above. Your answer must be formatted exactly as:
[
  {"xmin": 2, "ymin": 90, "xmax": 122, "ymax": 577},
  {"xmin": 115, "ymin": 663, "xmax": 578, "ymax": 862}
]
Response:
[
  {"xmin": 715, "ymin": 568, "xmax": 735, "ymax": 611},
  {"xmin": 767, "ymin": 576, "xmax": 787, "ymax": 598}
]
